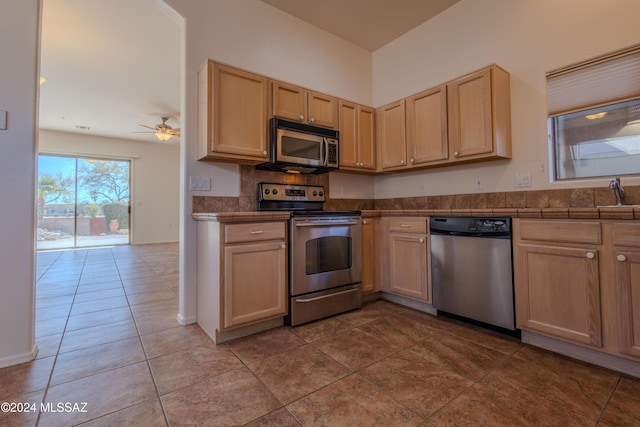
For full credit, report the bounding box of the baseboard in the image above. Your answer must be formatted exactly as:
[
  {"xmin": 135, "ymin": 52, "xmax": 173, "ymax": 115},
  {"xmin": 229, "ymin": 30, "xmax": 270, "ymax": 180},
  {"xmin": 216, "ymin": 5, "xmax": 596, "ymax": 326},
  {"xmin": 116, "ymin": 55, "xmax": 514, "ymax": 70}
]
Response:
[
  {"xmin": 380, "ymin": 292, "xmax": 437, "ymax": 315},
  {"xmin": 0, "ymin": 343, "xmax": 38, "ymax": 369},
  {"xmin": 362, "ymin": 291, "xmax": 382, "ymax": 303},
  {"xmin": 522, "ymin": 330, "xmax": 640, "ymax": 378},
  {"xmin": 215, "ymin": 317, "xmax": 284, "ymax": 344},
  {"xmin": 176, "ymin": 313, "xmax": 197, "ymax": 325}
]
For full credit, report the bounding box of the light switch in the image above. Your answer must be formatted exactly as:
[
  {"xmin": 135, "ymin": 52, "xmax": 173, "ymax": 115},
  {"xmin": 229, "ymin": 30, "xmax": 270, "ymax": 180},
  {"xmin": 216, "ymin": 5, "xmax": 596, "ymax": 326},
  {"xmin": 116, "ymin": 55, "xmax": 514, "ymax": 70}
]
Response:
[
  {"xmin": 189, "ymin": 176, "xmax": 211, "ymax": 191},
  {"xmin": 0, "ymin": 110, "xmax": 6, "ymax": 130}
]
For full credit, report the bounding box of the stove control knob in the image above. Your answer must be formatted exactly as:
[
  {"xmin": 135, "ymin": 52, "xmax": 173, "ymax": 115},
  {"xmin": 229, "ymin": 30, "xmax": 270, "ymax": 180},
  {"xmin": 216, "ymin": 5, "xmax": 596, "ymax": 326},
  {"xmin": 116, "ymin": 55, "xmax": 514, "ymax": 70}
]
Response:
[
  {"xmin": 313, "ymin": 191, "xmax": 318, "ymax": 196},
  {"xmin": 318, "ymin": 191, "xmax": 324, "ymax": 197},
  {"xmin": 264, "ymin": 189, "xmax": 270, "ymax": 195},
  {"xmin": 272, "ymin": 189, "xmax": 278, "ymax": 195}
]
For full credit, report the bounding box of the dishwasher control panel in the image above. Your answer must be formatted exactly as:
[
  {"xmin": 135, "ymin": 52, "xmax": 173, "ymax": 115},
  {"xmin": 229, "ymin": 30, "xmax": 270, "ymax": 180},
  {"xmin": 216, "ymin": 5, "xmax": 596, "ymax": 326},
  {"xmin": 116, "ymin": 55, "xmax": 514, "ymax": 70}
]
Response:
[{"xmin": 430, "ymin": 216, "xmax": 511, "ymax": 236}]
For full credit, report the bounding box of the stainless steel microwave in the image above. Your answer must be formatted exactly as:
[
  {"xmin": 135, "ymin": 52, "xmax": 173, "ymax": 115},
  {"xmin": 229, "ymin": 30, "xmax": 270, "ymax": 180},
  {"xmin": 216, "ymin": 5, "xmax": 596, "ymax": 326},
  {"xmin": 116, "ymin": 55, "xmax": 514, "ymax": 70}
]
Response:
[{"xmin": 256, "ymin": 117, "xmax": 339, "ymax": 174}]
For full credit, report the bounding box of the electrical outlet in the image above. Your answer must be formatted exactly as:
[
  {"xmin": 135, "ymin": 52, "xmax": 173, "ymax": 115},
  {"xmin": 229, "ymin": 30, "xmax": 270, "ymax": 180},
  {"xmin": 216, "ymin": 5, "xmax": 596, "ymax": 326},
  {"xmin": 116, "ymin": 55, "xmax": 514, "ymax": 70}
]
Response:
[
  {"xmin": 0, "ymin": 110, "xmax": 6, "ymax": 130},
  {"xmin": 189, "ymin": 176, "xmax": 211, "ymax": 191},
  {"xmin": 475, "ymin": 176, "xmax": 483, "ymax": 190},
  {"xmin": 515, "ymin": 173, "xmax": 532, "ymax": 188}
]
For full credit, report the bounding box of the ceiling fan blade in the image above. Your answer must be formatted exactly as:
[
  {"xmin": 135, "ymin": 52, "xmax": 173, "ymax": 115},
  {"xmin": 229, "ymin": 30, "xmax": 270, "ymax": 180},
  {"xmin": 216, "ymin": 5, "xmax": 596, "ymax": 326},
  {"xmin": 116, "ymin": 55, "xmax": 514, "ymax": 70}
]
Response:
[
  {"xmin": 138, "ymin": 124, "xmax": 156, "ymax": 130},
  {"xmin": 130, "ymin": 131, "xmax": 155, "ymax": 134}
]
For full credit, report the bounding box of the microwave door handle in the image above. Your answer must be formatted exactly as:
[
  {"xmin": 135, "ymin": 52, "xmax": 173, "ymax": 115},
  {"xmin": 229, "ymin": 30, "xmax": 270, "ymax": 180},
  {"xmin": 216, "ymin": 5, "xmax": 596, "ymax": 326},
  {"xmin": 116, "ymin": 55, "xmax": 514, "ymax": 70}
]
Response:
[{"xmin": 322, "ymin": 137, "xmax": 328, "ymax": 167}]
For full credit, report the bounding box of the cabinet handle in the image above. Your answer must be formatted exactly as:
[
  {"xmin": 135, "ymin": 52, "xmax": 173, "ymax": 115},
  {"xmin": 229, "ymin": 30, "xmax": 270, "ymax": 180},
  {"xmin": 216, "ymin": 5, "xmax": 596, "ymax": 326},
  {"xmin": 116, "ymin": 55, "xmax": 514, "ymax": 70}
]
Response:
[
  {"xmin": 419, "ymin": 238, "xmax": 424, "ymax": 243},
  {"xmin": 617, "ymin": 254, "xmax": 627, "ymax": 262},
  {"xmin": 586, "ymin": 251, "xmax": 595, "ymax": 259},
  {"xmin": 454, "ymin": 151, "xmax": 460, "ymax": 157},
  {"xmin": 310, "ymin": 117, "xmax": 315, "ymax": 123},
  {"xmin": 262, "ymin": 150, "xmax": 267, "ymax": 155},
  {"xmin": 410, "ymin": 158, "xmax": 415, "ymax": 163},
  {"xmin": 281, "ymin": 243, "xmax": 286, "ymax": 249},
  {"xmin": 400, "ymin": 160, "xmax": 405, "ymax": 165},
  {"xmin": 250, "ymin": 230, "xmax": 264, "ymax": 234},
  {"xmin": 299, "ymin": 115, "xmax": 304, "ymax": 120},
  {"xmin": 400, "ymin": 224, "xmax": 411, "ymax": 228},
  {"xmin": 362, "ymin": 220, "xmax": 368, "ymax": 225}
]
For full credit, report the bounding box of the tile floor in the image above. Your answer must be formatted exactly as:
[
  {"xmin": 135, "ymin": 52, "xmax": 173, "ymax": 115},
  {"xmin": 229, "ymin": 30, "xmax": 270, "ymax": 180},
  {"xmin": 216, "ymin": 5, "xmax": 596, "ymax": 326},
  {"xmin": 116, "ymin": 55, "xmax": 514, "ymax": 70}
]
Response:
[{"xmin": 1, "ymin": 243, "xmax": 639, "ymax": 426}]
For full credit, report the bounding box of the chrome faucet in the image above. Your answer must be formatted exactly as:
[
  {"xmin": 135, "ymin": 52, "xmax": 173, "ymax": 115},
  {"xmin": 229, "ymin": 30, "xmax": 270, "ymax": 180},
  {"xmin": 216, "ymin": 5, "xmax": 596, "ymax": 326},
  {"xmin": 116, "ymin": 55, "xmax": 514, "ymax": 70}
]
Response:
[{"xmin": 609, "ymin": 177, "xmax": 626, "ymax": 206}]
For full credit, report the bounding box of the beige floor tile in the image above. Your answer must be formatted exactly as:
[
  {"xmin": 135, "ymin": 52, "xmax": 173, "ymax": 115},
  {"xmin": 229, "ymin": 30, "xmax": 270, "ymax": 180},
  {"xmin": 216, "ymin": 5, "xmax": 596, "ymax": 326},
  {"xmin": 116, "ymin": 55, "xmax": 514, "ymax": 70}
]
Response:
[
  {"xmin": 141, "ymin": 324, "xmax": 218, "ymax": 359},
  {"xmin": 35, "ymin": 285, "xmax": 77, "ymax": 300},
  {"xmin": 162, "ymin": 367, "xmax": 280, "ymax": 426},
  {"xmin": 123, "ymin": 282, "xmax": 173, "ymax": 295},
  {"xmin": 35, "ymin": 334, "xmax": 62, "ymax": 359},
  {"xmin": 442, "ymin": 321, "xmax": 523, "ymax": 355},
  {"xmin": 599, "ymin": 376, "xmax": 640, "ymax": 426},
  {"xmin": 0, "ymin": 356, "xmax": 54, "ymax": 401},
  {"xmin": 39, "ymin": 361, "xmax": 157, "ymax": 427},
  {"xmin": 76, "ymin": 280, "xmax": 123, "ymax": 294},
  {"xmin": 51, "ymin": 336, "xmax": 145, "ymax": 386},
  {"xmin": 65, "ymin": 306, "xmax": 133, "ymax": 331},
  {"xmin": 227, "ymin": 327, "xmax": 305, "ymax": 366},
  {"xmin": 36, "ymin": 294, "xmax": 75, "ymax": 309},
  {"xmin": 78, "ymin": 398, "xmax": 167, "ymax": 427},
  {"xmin": 286, "ymin": 374, "xmax": 423, "ymax": 426},
  {"xmin": 356, "ymin": 313, "xmax": 437, "ymax": 348},
  {"xmin": 360, "ymin": 354, "xmax": 473, "ymax": 418},
  {"xmin": 72, "ymin": 288, "xmax": 125, "ymax": 304},
  {"xmin": 250, "ymin": 344, "xmax": 351, "ymax": 404},
  {"xmin": 289, "ymin": 317, "xmax": 349, "ymax": 343},
  {"xmin": 129, "ymin": 299, "xmax": 180, "ymax": 335},
  {"xmin": 70, "ymin": 296, "xmax": 129, "ymax": 316},
  {"xmin": 312, "ymin": 327, "xmax": 400, "ymax": 370},
  {"xmin": 150, "ymin": 346, "xmax": 243, "ymax": 395},
  {"xmin": 36, "ymin": 304, "xmax": 72, "ymax": 322},
  {"xmin": 126, "ymin": 288, "xmax": 176, "ymax": 306},
  {"xmin": 36, "ymin": 315, "xmax": 68, "ymax": 338},
  {"xmin": 59, "ymin": 318, "xmax": 138, "ymax": 353}
]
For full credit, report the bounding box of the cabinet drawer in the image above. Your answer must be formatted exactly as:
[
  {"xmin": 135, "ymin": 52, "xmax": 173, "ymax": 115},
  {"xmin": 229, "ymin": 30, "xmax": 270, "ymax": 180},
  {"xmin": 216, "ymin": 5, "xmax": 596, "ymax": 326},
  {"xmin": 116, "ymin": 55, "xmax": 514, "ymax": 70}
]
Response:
[
  {"xmin": 224, "ymin": 222, "xmax": 285, "ymax": 244},
  {"xmin": 519, "ymin": 220, "xmax": 601, "ymax": 245},
  {"xmin": 389, "ymin": 218, "xmax": 426, "ymax": 234},
  {"xmin": 613, "ymin": 223, "xmax": 640, "ymax": 247}
]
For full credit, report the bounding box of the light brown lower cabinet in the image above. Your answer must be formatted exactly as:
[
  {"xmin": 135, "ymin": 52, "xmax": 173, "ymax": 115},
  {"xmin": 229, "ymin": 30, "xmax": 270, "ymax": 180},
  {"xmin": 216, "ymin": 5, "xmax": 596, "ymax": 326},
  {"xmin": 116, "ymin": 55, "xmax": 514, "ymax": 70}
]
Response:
[
  {"xmin": 515, "ymin": 219, "xmax": 640, "ymax": 363},
  {"xmin": 382, "ymin": 218, "xmax": 430, "ymax": 302},
  {"xmin": 197, "ymin": 220, "xmax": 287, "ymax": 343},
  {"xmin": 361, "ymin": 218, "xmax": 380, "ymax": 294}
]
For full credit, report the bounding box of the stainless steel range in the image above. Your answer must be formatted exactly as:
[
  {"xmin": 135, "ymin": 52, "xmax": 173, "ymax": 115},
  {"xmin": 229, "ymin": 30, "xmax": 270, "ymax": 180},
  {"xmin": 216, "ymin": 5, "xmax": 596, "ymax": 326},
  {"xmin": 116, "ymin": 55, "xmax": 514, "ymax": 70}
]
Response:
[{"xmin": 258, "ymin": 183, "xmax": 362, "ymax": 326}]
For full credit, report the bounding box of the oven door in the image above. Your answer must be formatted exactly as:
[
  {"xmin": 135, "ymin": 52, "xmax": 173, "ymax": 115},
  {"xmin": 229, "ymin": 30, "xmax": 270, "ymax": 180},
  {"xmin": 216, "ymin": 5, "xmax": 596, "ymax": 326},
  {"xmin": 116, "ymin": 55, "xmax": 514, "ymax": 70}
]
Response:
[{"xmin": 290, "ymin": 216, "xmax": 362, "ymax": 296}]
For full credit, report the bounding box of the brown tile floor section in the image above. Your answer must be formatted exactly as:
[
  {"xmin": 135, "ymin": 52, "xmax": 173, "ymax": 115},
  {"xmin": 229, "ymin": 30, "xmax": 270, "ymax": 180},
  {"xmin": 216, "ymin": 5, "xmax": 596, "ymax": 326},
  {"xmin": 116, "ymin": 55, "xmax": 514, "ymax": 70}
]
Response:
[{"xmin": 0, "ymin": 243, "xmax": 638, "ymax": 425}]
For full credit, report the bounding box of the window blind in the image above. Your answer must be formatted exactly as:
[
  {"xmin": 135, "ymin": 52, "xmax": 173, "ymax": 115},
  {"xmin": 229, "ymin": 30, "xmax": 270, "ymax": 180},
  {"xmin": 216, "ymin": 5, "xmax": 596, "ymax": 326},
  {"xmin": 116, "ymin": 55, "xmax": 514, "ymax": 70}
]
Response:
[{"xmin": 547, "ymin": 45, "xmax": 640, "ymax": 117}]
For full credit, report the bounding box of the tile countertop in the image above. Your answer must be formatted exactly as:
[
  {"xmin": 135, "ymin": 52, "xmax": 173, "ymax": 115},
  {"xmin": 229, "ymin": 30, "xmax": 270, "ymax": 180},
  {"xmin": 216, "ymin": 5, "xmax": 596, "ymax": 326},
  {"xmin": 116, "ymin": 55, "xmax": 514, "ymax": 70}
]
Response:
[
  {"xmin": 192, "ymin": 212, "xmax": 291, "ymax": 223},
  {"xmin": 194, "ymin": 208, "xmax": 640, "ymax": 221},
  {"xmin": 361, "ymin": 207, "xmax": 640, "ymax": 220}
]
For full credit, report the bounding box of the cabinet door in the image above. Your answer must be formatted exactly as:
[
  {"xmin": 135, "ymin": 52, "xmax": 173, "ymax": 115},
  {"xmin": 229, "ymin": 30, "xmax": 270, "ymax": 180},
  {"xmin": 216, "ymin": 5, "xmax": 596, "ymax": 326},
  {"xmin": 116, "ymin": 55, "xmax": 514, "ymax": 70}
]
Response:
[
  {"xmin": 338, "ymin": 101, "xmax": 359, "ymax": 169},
  {"xmin": 517, "ymin": 244, "xmax": 602, "ymax": 347},
  {"xmin": 447, "ymin": 68, "xmax": 493, "ymax": 159},
  {"xmin": 308, "ymin": 91, "xmax": 338, "ymax": 129},
  {"xmin": 358, "ymin": 106, "xmax": 376, "ymax": 170},
  {"xmin": 209, "ymin": 63, "xmax": 269, "ymax": 160},
  {"xmin": 223, "ymin": 241, "xmax": 287, "ymax": 329},
  {"xmin": 406, "ymin": 85, "xmax": 448, "ymax": 166},
  {"xmin": 377, "ymin": 100, "xmax": 407, "ymax": 171},
  {"xmin": 615, "ymin": 249, "xmax": 640, "ymax": 358},
  {"xmin": 388, "ymin": 233, "xmax": 429, "ymax": 301},
  {"xmin": 272, "ymin": 81, "xmax": 307, "ymax": 122},
  {"xmin": 361, "ymin": 218, "xmax": 379, "ymax": 294}
]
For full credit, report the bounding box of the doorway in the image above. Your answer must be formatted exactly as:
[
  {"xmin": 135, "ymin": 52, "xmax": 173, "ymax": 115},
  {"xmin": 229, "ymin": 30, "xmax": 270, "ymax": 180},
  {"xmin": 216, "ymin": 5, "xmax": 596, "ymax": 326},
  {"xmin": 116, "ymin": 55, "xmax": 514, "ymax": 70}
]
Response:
[{"xmin": 37, "ymin": 154, "xmax": 131, "ymax": 250}]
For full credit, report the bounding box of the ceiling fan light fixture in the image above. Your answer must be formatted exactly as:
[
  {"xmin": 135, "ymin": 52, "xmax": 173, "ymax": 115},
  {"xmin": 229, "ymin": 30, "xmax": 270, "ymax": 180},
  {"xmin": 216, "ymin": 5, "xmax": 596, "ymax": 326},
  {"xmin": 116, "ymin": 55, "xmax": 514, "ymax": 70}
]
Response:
[{"xmin": 155, "ymin": 131, "xmax": 173, "ymax": 141}]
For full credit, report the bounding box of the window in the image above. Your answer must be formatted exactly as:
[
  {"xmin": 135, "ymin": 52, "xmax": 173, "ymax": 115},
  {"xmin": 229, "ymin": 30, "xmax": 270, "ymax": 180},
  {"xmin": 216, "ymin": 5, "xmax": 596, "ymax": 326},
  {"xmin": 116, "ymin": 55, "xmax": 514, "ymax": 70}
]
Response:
[{"xmin": 547, "ymin": 45, "xmax": 640, "ymax": 180}]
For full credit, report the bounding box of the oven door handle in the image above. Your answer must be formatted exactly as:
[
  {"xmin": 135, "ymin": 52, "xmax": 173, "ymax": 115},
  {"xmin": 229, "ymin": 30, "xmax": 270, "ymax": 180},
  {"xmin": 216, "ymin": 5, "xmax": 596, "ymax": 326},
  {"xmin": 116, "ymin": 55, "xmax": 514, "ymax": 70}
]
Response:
[
  {"xmin": 295, "ymin": 286, "xmax": 359, "ymax": 303},
  {"xmin": 294, "ymin": 221, "xmax": 361, "ymax": 227}
]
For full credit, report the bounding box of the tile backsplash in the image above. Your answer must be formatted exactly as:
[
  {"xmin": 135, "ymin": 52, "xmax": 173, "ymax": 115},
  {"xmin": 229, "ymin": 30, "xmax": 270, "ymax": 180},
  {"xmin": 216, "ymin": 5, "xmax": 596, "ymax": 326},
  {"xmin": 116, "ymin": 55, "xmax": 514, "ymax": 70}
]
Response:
[{"xmin": 192, "ymin": 167, "xmax": 639, "ymax": 213}]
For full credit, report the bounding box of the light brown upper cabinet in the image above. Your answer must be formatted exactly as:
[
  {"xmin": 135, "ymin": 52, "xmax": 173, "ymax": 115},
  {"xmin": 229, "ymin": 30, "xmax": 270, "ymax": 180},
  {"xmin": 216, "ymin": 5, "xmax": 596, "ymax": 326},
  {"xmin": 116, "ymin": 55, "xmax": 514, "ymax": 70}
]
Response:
[
  {"xmin": 376, "ymin": 100, "xmax": 407, "ymax": 171},
  {"xmin": 339, "ymin": 100, "xmax": 376, "ymax": 171},
  {"xmin": 198, "ymin": 61, "xmax": 270, "ymax": 163},
  {"xmin": 272, "ymin": 81, "xmax": 339, "ymax": 129},
  {"xmin": 406, "ymin": 85, "xmax": 449, "ymax": 167},
  {"xmin": 447, "ymin": 65, "xmax": 511, "ymax": 162}
]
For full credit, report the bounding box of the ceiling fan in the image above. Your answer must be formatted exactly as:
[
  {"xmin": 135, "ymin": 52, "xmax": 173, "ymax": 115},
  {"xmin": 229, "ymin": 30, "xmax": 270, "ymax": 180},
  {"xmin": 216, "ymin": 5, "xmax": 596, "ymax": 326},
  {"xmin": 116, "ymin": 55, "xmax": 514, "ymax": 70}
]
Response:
[{"xmin": 133, "ymin": 116, "xmax": 180, "ymax": 141}]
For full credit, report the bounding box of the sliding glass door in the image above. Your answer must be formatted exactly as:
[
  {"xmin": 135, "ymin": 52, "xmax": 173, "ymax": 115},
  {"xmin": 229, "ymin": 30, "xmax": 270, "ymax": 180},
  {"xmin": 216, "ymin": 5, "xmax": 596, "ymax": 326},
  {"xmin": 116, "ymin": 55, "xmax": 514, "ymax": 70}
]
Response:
[{"xmin": 37, "ymin": 155, "xmax": 131, "ymax": 250}]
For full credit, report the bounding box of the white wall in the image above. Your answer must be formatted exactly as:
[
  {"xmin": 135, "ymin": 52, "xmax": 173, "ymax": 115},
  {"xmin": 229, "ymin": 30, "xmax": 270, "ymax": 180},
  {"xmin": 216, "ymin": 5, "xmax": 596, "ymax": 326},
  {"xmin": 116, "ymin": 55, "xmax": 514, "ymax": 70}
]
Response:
[
  {"xmin": 0, "ymin": 0, "xmax": 39, "ymax": 367},
  {"xmin": 163, "ymin": 0, "xmax": 373, "ymax": 323},
  {"xmin": 39, "ymin": 130, "xmax": 180, "ymax": 244},
  {"xmin": 370, "ymin": 0, "xmax": 640, "ymax": 199}
]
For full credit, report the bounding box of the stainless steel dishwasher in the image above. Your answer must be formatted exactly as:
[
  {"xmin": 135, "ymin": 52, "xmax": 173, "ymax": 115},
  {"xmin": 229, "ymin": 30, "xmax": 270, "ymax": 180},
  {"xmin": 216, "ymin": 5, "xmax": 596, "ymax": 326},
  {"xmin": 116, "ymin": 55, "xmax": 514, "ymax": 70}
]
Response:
[{"xmin": 430, "ymin": 216, "xmax": 516, "ymax": 334}]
